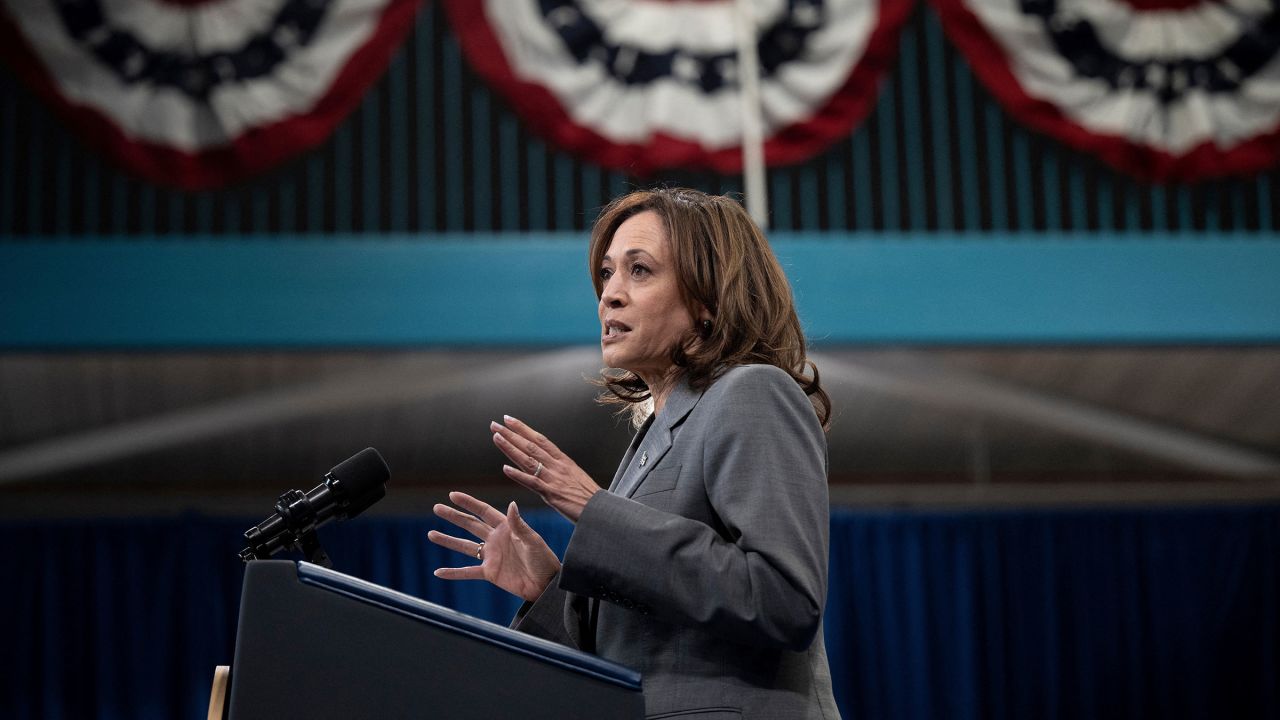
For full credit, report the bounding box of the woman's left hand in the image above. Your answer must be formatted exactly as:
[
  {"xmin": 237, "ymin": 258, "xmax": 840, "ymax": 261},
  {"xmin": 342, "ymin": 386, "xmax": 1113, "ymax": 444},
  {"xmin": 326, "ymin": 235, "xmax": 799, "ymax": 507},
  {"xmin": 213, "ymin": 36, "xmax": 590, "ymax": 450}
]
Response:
[{"xmin": 492, "ymin": 415, "xmax": 601, "ymax": 522}]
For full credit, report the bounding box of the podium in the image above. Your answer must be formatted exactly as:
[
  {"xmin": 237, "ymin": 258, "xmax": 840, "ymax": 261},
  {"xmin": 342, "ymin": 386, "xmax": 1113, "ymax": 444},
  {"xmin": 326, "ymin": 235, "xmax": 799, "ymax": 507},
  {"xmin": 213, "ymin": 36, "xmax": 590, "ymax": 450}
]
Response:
[{"xmin": 223, "ymin": 560, "xmax": 644, "ymax": 719}]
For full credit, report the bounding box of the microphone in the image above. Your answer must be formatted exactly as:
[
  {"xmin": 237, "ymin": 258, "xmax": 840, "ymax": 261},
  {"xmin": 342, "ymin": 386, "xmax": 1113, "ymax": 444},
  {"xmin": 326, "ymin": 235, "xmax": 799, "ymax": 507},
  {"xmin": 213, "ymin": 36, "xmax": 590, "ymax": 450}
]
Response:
[{"xmin": 239, "ymin": 448, "xmax": 390, "ymax": 564}]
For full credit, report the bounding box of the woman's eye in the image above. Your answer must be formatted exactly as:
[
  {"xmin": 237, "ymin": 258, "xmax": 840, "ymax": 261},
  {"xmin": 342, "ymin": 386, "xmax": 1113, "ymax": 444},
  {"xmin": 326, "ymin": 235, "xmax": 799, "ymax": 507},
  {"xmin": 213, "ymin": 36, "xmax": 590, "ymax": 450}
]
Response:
[
  {"xmin": 598, "ymin": 267, "xmax": 613, "ymax": 281},
  {"xmin": 631, "ymin": 264, "xmax": 650, "ymax": 277}
]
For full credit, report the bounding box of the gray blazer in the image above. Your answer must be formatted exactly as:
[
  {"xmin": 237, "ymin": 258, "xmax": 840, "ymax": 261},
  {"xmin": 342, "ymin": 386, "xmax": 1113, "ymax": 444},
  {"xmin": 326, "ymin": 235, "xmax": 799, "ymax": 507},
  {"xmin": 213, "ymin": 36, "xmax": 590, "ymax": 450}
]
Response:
[{"xmin": 514, "ymin": 364, "xmax": 840, "ymax": 719}]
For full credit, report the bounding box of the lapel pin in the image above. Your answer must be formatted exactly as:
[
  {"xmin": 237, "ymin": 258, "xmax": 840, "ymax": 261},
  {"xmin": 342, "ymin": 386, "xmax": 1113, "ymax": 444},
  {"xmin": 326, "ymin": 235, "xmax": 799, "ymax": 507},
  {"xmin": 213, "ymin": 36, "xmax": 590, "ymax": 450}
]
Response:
[{"xmin": 638, "ymin": 451, "xmax": 648, "ymax": 468}]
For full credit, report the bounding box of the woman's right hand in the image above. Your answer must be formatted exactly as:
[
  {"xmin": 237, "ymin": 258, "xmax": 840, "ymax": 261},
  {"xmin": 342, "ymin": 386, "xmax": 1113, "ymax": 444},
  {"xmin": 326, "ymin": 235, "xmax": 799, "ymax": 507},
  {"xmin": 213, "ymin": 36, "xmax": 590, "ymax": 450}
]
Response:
[{"xmin": 428, "ymin": 491, "xmax": 561, "ymax": 602}]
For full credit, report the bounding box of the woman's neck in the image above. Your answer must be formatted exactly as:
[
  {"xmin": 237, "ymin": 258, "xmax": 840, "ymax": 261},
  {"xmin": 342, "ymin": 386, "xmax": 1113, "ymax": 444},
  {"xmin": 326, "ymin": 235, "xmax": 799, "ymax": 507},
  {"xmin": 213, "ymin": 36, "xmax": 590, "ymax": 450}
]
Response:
[{"xmin": 641, "ymin": 368, "xmax": 681, "ymax": 416}]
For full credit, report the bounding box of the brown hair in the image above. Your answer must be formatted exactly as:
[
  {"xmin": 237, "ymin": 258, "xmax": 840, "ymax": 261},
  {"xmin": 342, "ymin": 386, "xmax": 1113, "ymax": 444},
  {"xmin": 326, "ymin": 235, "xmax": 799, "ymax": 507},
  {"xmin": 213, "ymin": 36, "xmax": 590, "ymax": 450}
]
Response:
[{"xmin": 588, "ymin": 188, "xmax": 831, "ymax": 429}]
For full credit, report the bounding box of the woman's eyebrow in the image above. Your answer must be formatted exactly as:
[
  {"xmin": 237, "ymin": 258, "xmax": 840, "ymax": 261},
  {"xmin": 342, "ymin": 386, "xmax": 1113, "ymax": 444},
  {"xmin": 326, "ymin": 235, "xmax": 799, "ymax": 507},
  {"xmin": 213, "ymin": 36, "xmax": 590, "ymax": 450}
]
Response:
[{"xmin": 602, "ymin": 248, "xmax": 657, "ymax": 263}]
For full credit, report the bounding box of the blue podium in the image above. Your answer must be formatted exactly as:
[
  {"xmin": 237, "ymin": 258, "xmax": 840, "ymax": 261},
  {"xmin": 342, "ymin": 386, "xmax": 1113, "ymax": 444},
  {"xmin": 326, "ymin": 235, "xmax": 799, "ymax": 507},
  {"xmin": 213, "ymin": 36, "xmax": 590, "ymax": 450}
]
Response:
[{"xmin": 224, "ymin": 561, "xmax": 644, "ymax": 719}]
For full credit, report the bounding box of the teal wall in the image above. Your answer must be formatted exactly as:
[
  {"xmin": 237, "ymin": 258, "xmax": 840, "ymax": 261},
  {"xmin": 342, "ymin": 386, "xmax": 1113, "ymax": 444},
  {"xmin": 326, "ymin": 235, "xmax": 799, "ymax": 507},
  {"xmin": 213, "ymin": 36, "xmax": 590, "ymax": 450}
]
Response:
[{"xmin": 3, "ymin": 235, "xmax": 1278, "ymax": 347}]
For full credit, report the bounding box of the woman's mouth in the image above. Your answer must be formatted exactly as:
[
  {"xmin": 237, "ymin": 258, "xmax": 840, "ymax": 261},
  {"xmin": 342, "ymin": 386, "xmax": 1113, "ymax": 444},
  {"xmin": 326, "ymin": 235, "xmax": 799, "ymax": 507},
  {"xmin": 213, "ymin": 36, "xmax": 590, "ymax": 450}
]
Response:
[{"xmin": 603, "ymin": 320, "xmax": 631, "ymax": 341}]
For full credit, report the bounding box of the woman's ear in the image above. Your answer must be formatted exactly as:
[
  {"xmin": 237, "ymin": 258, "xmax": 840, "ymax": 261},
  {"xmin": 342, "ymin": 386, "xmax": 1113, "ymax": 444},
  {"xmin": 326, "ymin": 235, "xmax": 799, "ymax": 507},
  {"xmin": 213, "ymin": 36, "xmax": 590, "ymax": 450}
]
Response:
[{"xmin": 689, "ymin": 301, "xmax": 713, "ymax": 332}]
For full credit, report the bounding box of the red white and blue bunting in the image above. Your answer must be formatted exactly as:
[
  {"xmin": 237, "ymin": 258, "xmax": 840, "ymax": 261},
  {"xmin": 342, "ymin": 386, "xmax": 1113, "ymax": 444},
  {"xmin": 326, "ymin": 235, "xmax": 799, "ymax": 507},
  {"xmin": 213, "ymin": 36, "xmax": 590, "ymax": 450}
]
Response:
[
  {"xmin": 929, "ymin": 0, "xmax": 1280, "ymax": 181},
  {"xmin": 0, "ymin": 0, "xmax": 422, "ymax": 188},
  {"xmin": 444, "ymin": 0, "xmax": 914, "ymax": 174},
  {"xmin": 3, "ymin": 0, "xmax": 1277, "ymax": 187}
]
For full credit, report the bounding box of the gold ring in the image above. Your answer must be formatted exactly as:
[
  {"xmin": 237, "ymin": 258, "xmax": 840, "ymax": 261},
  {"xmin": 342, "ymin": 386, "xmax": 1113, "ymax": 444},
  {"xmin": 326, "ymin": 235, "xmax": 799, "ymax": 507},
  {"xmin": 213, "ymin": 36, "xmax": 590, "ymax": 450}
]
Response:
[{"xmin": 475, "ymin": 542, "xmax": 485, "ymax": 560}]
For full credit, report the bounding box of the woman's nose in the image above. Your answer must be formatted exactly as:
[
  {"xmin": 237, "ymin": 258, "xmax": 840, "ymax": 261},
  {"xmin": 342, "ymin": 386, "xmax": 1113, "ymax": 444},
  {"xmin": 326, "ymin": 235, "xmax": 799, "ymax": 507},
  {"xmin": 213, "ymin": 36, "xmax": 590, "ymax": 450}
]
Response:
[{"xmin": 600, "ymin": 278, "xmax": 624, "ymax": 306}]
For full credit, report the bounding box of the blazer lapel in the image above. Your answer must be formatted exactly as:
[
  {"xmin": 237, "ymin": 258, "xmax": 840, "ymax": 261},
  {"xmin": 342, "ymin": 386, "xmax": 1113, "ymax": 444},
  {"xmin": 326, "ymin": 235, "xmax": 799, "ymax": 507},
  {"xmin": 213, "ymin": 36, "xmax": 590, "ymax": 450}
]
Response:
[
  {"xmin": 606, "ymin": 415, "xmax": 653, "ymax": 493},
  {"xmin": 615, "ymin": 378, "xmax": 704, "ymax": 499}
]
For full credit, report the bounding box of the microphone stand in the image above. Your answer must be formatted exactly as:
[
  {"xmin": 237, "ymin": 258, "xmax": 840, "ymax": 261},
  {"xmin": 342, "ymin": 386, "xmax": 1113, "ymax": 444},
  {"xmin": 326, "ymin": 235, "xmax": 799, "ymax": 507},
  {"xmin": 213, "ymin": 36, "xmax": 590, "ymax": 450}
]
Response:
[
  {"xmin": 239, "ymin": 488, "xmax": 336, "ymax": 568},
  {"xmin": 296, "ymin": 529, "xmax": 334, "ymax": 569},
  {"xmin": 271, "ymin": 488, "xmax": 335, "ymax": 568}
]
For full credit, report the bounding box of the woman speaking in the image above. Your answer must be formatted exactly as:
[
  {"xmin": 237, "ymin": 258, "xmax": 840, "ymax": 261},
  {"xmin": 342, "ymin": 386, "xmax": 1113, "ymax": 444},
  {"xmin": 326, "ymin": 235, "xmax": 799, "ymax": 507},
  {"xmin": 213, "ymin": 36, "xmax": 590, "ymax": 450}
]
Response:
[{"xmin": 429, "ymin": 188, "xmax": 840, "ymax": 719}]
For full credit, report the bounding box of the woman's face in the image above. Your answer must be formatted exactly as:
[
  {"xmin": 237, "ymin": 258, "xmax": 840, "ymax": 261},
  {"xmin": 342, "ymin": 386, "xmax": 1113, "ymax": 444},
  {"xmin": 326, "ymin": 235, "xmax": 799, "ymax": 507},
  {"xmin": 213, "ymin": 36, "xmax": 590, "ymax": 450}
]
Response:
[{"xmin": 597, "ymin": 210, "xmax": 697, "ymax": 383}]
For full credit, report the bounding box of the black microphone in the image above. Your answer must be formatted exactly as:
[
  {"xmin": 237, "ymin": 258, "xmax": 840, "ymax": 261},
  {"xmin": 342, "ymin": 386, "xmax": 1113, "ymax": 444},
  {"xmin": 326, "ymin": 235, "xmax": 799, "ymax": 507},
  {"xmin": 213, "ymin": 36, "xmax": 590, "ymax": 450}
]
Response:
[{"xmin": 239, "ymin": 448, "xmax": 390, "ymax": 563}]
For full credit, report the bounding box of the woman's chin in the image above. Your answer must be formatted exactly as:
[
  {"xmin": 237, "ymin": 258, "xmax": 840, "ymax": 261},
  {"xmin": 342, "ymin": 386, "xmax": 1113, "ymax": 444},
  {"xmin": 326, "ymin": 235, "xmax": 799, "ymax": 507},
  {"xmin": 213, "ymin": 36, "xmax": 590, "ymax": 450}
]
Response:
[{"xmin": 601, "ymin": 351, "xmax": 643, "ymax": 376}]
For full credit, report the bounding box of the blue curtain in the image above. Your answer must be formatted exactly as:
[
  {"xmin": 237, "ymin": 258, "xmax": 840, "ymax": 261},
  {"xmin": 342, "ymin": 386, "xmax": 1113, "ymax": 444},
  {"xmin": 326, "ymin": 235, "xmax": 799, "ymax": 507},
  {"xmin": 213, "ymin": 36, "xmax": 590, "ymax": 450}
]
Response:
[{"xmin": 2, "ymin": 505, "xmax": 1276, "ymax": 719}]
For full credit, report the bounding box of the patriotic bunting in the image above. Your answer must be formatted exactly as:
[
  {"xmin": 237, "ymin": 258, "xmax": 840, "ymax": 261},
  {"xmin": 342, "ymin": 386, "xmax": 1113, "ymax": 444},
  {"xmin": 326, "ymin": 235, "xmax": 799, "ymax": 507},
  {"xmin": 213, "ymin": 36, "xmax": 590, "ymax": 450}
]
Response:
[
  {"xmin": 2, "ymin": 0, "xmax": 1277, "ymax": 188},
  {"xmin": 0, "ymin": 0, "xmax": 423, "ymax": 188},
  {"xmin": 443, "ymin": 0, "xmax": 915, "ymax": 174},
  {"xmin": 929, "ymin": 0, "xmax": 1280, "ymax": 181}
]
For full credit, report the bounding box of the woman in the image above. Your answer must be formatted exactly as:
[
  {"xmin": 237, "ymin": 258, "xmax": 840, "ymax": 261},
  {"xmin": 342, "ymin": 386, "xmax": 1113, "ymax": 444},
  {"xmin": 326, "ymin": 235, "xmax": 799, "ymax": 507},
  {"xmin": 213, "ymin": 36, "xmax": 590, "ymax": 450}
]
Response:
[{"xmin": 429, "ymin": 188, "xmax": 839, "ymax": 719}]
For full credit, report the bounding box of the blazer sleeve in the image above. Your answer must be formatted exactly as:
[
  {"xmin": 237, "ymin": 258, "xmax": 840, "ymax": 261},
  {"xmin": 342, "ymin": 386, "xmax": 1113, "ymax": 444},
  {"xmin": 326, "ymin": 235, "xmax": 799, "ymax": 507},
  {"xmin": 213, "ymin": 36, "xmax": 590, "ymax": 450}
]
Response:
[
  {"xmin": 557, "ymin": 365, "xmax": 830, "ymax": 652},
  {"xmin": 511, "ymin": 576, "xmax": 571, "ymax": 643},
  {"xmin": 510, "ymin": 574, "xmax": 594, "ymax": 653}
]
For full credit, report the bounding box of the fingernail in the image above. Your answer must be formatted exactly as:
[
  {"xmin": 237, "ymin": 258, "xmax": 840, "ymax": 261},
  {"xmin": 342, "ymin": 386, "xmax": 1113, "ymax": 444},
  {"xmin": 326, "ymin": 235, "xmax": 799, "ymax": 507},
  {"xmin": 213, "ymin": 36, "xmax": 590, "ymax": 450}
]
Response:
[
  {"xmin": 503, "ymin": 414, "xmax": 516, "ymax": 423},
  {"xmin": 493, "ymin": 433, "xmax": 503, "ymax": 443},
  {"xmin": 433, "ymin": 569, "xmax": 443, "ymax": 577},
  {"xmin": 489, "ymin": 421, "xmax": 500, "ymax": 431},
  {"xmin": 503, "ymin": 464, "xmax": 516, "ymax": 475}
]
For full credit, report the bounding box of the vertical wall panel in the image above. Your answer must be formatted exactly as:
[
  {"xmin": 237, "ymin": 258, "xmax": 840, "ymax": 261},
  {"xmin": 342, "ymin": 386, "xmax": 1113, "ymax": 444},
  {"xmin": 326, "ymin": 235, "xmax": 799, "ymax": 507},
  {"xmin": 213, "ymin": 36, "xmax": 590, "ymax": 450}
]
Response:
[
  {"xmin": 553, "ymin": 154, "xmax": 575, "ymax": 231},
  {"xmin": 108, "ymin": 173, "xmax": 126, "ymax": 236},
  {"xmin": 388, "ymin": 48, "xmax": 410, "ymax": 233},
  {"xmin": 527, "ymin": 139, "xmax": 548, "ymax": 232},
  {"xmin": 443, "ymin": 28, "xmax": 465, "ymax": 232},
  {"xmin": 878, "ymin": 79, "xmax": 901, "ymax": 232},
  {"xmin": 1011, "ymin": 129, "xmax": 1033, "ymax": 231},
  {"xmin": 1041, "ymin": 142, "xmax": 1061, "ymax": 231},
  {"xmin": 499, "ymin": 115, "xmax": 520, "ymax": 231},
  {"xmin": 53, "ymin": 129, "xmax": 71, "ymax": 236},
  {"xmin": 303, "ymin": 152, "xmax": 321, "ymax": 234},
  {"xmin": 1065, "ymin": 157, "xmax": 1086, "ymax": 232},
  {"xmin": 414, "ymin": 9, "xmax": 436, "ymax": 233},
  {"xmin": 898, "ymin": 20, "xmax": 928, "ymax": 232},
  {"xmin": 1204, "ymin": 184, "xmax": 1221, "ymax": 232},
  {"xmin": 278, "ymin": 177, "xmax": 296, "ymax": 234},
  {"xmin": 471, "ymin": 87, "xmax": 492, "ymax": 231},
  {"xmin": 771, "ymin": 171, "xmax": 793, "ymax": 230},
  {"xmin": 1260, "ymin": 176, "xmax": 1273, "ymax": 230},
  {"xmin": 608, "ymin": 169, "xmax": 629, "ymax": 204},
  {"xmin": 826, "ymin": 153, "xmax": 848, "ymax": 231},
  {"xmin": 0, "ymin": 90, "xmax": 14, "ymax": 236},
  {"xmin": 1123, "ymin": 180, "xmax": 1141, "ymax": 232},
  {"xmin": 332, "ymin": 122, "xmax": 353, "ymax": 233},
  {"xmin": 1232, "ymin": 181, "xmax": 1248, "ymax": 232},
  {"xmin": 222, "ymin": 188, "xmax": 239, "ymax": 235},
  {"xmin": 952, "ymin": 47, "xmax": 981, "ymax": 232},
  {"xmin": 580, "ymin": 162, "xmax": 602, "ymax": 223},
  {"xmin": 26, "ymin": 97, "xmax": 45, "ymax": 236},
  {"xmin": 194, "ymin": 182, "xmax": 213, "ymax": 235},
  {"xmin": 362, "ymin": 83, "xmax": 382, "ymax": 233},
  {"xmin": 1095, "ymin": 170, "xmax": 1114, "ymax": 232},
  {"xmin": 1174, "ymin": 184, "xmax": 1193, "ymax": 233},
  {"xmin": 139, "ymin": 184, "xmax": 156, "ymax": 236},
  {"xmin": 984, "ymin": 100, "xmax": 1007, "ymax": 232},
  {"xmin": 925, "ymin": 8, "xmax": 953, "ymax": 231},
  {"xmin": 799, "ymin": 166, "xmax": 820, "ymax": 230}
]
